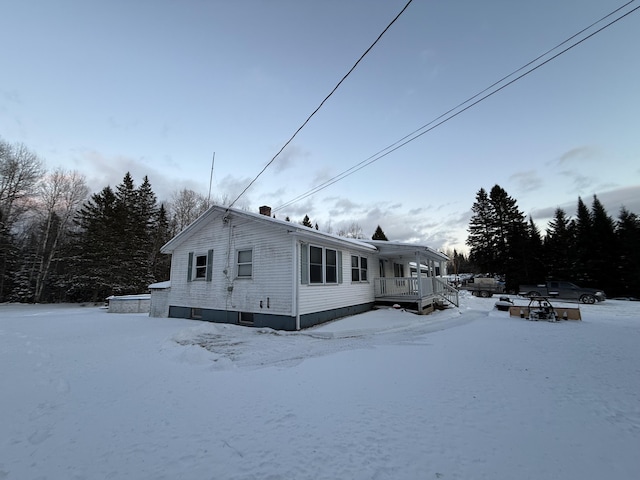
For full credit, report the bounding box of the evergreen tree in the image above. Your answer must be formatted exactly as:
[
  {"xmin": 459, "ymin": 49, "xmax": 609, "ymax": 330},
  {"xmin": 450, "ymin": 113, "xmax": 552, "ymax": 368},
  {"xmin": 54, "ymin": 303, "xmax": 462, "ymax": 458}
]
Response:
[
  {"xmin": 544, "ymin": 208, "xmax": 574, "ymax": 280},
  {"xmin": 616, "ymin": 208, "xmax": 640, "ymax": 297},
  {"xmin": 372, "ymin": 225, "xmax": 389, "ymax": 240},
  {"xmin": 301, "ymin": 215, "xmax": 313, "ymax": 228},
  {"xmin": 573, "ymin": 197, "xmax": 592, "ymax": 283},
  {"xmin": 466, "ymin": 188, "xmax": 495, "ymax": 272},
  {"xmin": 467, "ymin": 185, "xmax": 527, "ymax": 291},
  {"xmin": 131, "ymin": 175, "xmax": 159, "ymax": 290},
  {"xmin": 0, "ymin": 208, "xmax": 17, "ymax": 301},
  {"xmin": 63, "ymin": 174, "xmax": 165, "ymax": 301},
  {"xmin": 524, "ymin": 216, "xmax": 545, "ymax": 283},
  {"xmin": 66, "ymin": 186, "xmax": 120, "ymax": 301},
  {"xmin": 150, "ymin": 204, "xmax": 171, "ymax": 282},
  {"xmin": 588, "ymin": 195, "xmax": 617, "ymax": 291}
]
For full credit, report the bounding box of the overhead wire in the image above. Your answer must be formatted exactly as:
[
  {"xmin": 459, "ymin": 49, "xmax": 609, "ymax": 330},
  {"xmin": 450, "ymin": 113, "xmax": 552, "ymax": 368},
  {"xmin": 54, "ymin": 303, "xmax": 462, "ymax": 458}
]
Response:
[
  {"xmin": 227, "ymin": 0, "xmax": 414, "ymax": 208},
  {"xmin": 273, "ymin": 1, "xmax": 638, "ymax": 213}
]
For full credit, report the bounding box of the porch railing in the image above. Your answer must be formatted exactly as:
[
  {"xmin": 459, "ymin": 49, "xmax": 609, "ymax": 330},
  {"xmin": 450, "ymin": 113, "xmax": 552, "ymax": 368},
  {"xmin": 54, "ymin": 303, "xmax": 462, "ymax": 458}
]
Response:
[
  {"xmin": 374, "ymin": 277, "xmax": 434, "ymax": 297},
  {"xmin": 433, "ymin": 277, "xmax": 459, "ymax": 307},
  {"xmin": 375, "ymin": 276, "xmax": 459, "ymax": 307}
]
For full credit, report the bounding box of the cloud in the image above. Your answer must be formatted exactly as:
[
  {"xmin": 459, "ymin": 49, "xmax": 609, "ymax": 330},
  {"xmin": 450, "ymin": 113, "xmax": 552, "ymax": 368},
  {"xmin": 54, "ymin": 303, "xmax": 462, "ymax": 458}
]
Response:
[
  {"xmin": 556, "ymin": 146, "xmax": 600, "ymax": 165},
  {"xmin": 510, "ymin": 170, "xmax": 543, "ymax": 193},
  {"xmin": 76, "ymin": 149, "xmax": 256, "ymax": 206},
  {"xmin": 311, "ymin": 166, "xmax": 334, "ymax": 185},
  {"xmin": 328, "ymin": 198, "xmax": 361, "ymax": 216},
  {"xmin": 273, "ymin": 144, "xmax": 309, "ymax": 173},
  {"xmin": 529, "ymin": 184, "xmax": 640, "ymax": 223},
  {"xmin": 1, "ymin": 89, "xmax": 22, "ymax": 104}
]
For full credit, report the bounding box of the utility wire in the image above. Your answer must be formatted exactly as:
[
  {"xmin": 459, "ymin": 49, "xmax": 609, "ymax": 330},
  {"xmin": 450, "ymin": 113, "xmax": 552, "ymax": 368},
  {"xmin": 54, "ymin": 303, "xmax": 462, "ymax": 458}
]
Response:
[
  {"xmin": 227, "ymin": 0, "xmax": 414, "ymax": 208},
  {"xmin": 274, "ymin": 1, "xmax": 638, "ymax": 212}
]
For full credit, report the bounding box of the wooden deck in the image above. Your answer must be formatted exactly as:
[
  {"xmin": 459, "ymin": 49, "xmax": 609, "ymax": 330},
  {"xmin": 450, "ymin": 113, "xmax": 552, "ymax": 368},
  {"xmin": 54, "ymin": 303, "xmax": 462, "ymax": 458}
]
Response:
[{"xmin": 374, "ymin": 277, "xmax": 459, "ymax": 309}]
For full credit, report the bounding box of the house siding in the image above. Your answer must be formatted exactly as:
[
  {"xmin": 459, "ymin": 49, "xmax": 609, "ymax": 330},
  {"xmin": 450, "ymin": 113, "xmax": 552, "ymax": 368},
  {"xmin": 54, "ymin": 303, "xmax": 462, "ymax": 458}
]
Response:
[
  {"xmin": 166, "ymin": 211, "xmax": 294, "ymax": 319},
  {"xmin": 298, "ymin": 245, "xmax": 376, "ymax": 316}
]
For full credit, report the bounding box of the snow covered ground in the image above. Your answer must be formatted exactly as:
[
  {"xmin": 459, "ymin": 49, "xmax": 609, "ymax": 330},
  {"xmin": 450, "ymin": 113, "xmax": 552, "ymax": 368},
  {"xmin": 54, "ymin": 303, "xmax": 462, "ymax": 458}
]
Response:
[{"xmin": 1, "ymin": 293, "xmax": 639, "ymax": 480}]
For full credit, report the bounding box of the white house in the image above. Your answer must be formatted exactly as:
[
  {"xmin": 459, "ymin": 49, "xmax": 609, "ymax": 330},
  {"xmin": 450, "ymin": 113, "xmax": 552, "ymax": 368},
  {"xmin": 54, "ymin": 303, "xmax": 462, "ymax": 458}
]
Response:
[{"xmin": 151, "ymin": 205, "xmax": 458, "ymax": 330}]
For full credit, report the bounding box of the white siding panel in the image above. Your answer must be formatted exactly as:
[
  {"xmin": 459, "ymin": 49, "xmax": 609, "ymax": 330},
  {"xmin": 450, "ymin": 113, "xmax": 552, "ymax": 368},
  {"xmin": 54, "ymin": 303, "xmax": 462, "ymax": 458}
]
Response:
[
  {"xmin": 298, "ymin": 246, "xmax": 376, "ymax": 315},
  {"xmin": 167, "ymin": 213, "xmax": 294, "ymax": 315}
]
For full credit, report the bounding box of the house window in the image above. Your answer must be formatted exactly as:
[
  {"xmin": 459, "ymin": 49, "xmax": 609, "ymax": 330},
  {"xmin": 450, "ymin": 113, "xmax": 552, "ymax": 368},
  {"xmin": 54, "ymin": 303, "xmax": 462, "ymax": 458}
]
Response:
[
  {"xmin": 239, "ymin": 312, "xmax": 254, "ymax": 325},
  {"xmin": 351, "ymin": 256, "xmax": 368, "ymax": 282},
  {"xmin": 194, "ymin": 254, "xmax": 207, "ymax": 279},
  {"xmin": 188, "ymin": 250, "xmax": 213, "ymax": 282},
  {"xmin": 237, "ymin": 249, "xmax": 253, "ymax": 278},
  {"xmin": 394, "ymin": 263, "xmax": 405, "ymax": 277},
  {"xmin": 309, "ymin": 245, "xmax": 338, "ymax": 284}
]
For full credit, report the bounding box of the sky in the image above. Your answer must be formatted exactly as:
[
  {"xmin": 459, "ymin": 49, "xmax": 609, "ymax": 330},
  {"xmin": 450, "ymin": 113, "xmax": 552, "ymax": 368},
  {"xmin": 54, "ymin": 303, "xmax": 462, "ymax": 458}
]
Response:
[{"xmin": 1, "ymin": 0, "xmax": 639, "ymax": 253}]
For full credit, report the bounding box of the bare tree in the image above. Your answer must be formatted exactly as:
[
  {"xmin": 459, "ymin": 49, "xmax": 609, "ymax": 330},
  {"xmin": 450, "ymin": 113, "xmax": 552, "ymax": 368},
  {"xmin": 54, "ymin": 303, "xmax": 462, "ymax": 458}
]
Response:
[
  {"xmin": 0, "ymin": 140, "xmax": 44, "ymax": 300},
  {"xmin": 167, "ymin": 188, "xmax": 209, "ymax": 234},
  {"xmin": 0, "ymin": 140, "xmax": 44, "ymax": 229},
  {"xmin": 33, "ymin": 169, "xmax": 89, "ymax": 301},
  {"xmin": 337, "ymin": 222, "xmax": 364, "ymax": 239}
]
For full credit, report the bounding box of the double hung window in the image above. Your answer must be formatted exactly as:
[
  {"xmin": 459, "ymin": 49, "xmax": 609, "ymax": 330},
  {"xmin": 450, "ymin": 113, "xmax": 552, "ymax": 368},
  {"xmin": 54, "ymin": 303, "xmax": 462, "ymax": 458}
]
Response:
[
  {"xmin": 188, "ymin": 250, "xmax": 213, "ymax": 282},
  {"xmin": 307, "ymin": 245, "xmax": 339, "ymax": 284},
  {"xmin": 351, "ymin": 256, "xmax": 368, "ymax": 282},
  {"xmin": 237, "ymin": 249, "xmax": 253, "ymax": 278}
]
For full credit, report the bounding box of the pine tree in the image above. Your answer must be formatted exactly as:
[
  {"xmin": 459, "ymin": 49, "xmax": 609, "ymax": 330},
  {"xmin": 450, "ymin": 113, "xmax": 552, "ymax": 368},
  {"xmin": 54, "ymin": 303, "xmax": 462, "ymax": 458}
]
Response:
[
  {"xmin": 525, "ymin": 216, "xmax": 545, "ymax": 283},
  {"xmin": 0, "ymin": 208, "xmax": 17, "ymax": 301},
  {"xmin": 573, "ymin": 197, "xmax": 592, "ymax": 283},
  {"xmin": 544, "ymin": 208, "xmax": 573, "ymax": 280},
  {"xmin": 589, "ymin": 195, "xmax": 617, "ymax": 291},
  {"xmin": 150, "ymin": 204, "xmax": 171, "ymax": 282},
  {"xmin": 372, "ymin": 225, "xmax": 389, "ymax": 240},
  {"xmin": 616, "ymin": 208, "xmax": 640, "ymax": 297},
  {"xmin": 467, "ymin": 185, "xmax": 527, "ymax": 291},
  {"xmin": 466, "ymin": 188, "xmax": 495, "ymax": 273},
  {"xmin": 66, "ymin": 186, "xmax": 120, "ymax": 301},
  {"xmin": 301, "ymin": 215, "xmax": 313, "ymax": 228},
  {"xmin": 132, "ymin": 176, "xmax": 159, "ymax": 290}
]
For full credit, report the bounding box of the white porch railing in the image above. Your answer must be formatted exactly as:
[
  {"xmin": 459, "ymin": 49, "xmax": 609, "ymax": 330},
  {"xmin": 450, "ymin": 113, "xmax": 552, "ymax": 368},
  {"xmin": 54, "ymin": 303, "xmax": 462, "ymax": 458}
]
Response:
[
  {"xmin": 375, "ymin": 276, "xmax": 459, "ymax": 307},
  {"xmin": 433, "ymin": 277, "xmax": 459, "ymax": 307},
  {"xmin": 374, "ymin": 277, "xmax": 434, "ymax": 297}
]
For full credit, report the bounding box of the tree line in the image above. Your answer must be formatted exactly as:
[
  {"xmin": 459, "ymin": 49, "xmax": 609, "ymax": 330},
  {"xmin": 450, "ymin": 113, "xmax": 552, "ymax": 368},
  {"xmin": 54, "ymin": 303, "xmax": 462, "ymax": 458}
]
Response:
[
  {"xmin": 5, "ymin": 139, "xmax": 637, "ymax": 302},
  {"xmin": 0, "ymin": 139, "xmax": 226, "ymax": 303},
  {"xmin": 462, "ymin": 184, "xmax": 640, "ymax": 297}
]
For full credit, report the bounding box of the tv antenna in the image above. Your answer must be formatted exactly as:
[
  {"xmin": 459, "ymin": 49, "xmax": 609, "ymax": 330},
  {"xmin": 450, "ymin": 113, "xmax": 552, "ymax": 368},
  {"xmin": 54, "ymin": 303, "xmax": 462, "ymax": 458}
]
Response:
[{"xmin": 207, "ymin": 152, "xmax": 215, "ymax": 207}]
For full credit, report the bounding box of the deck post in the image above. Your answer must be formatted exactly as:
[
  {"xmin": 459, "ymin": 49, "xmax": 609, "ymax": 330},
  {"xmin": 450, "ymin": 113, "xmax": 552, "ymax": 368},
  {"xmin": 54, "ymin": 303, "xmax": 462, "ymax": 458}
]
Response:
[{"xmin": 416, "ymin": 252, "xmax": 423, "ymax": 313}]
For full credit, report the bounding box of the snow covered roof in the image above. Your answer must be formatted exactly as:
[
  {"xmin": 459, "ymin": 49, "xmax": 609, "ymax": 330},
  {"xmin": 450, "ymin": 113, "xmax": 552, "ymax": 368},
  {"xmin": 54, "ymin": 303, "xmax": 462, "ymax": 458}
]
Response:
[
  {"xmin": 161, "ymin": 205, "xmax": 377, "ymax": 254},
  {"xmin": 362, "ymin": 239, "xmax": 449, "ymax": 262}
]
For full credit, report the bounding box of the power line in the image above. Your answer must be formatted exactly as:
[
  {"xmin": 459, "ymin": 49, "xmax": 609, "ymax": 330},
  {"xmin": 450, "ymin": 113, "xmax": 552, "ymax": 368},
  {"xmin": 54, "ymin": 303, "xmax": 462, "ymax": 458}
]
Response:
[
  {"xmin": 227, "ymin": 0, "xmax": 414, "ymax": 208},
  {"xmin": 274, "ymin": 1, "xmax": 638, "ymax": 213}
]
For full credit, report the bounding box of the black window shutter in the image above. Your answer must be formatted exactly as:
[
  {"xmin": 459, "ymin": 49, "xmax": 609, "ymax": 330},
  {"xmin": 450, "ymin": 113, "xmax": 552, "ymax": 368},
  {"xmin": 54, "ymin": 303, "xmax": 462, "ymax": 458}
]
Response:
[
  {"xmin": 300, "ymin": 243, "xmax": 308, "ymax": 284},
  {"xmin": 206, "ymin": 249, "xmax": 214, "ymax": 281}
]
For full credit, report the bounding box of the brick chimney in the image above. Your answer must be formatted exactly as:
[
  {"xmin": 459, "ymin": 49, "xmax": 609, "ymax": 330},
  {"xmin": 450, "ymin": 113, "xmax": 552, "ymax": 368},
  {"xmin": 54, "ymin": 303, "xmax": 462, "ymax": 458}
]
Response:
[{"xmin": 259, "ymin": 205, "xmax": 272, "ymax": 217}]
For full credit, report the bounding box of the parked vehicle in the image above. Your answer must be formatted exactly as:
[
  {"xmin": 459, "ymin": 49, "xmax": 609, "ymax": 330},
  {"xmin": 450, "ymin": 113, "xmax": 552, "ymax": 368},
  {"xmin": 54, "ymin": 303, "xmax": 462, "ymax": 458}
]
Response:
[
  {"xmin": 518, "ymin": 281, "xmax": 606, "ymax": 304},
  {"xmin": 466, "ymin": 277, "xmax": 505, "ymax": 298}
]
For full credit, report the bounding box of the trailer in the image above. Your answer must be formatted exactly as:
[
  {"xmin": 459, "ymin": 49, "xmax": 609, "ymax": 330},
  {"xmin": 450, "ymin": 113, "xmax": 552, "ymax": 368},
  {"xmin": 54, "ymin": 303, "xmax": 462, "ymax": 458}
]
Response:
[{"xmin": 465, "ymin": 277, "xmax": 505, "ymax": 298}]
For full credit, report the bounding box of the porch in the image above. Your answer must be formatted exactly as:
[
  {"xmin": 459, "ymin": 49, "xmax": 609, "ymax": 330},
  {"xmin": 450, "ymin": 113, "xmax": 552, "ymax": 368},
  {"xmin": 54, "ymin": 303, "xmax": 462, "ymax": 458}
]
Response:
[
  {"xmin": 374, "ymin": 276, "xmax": 459, "ymax": 310},
  {"xmin": 364, "ymin": 240, "xmax": 459, "ymax": 312}
]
